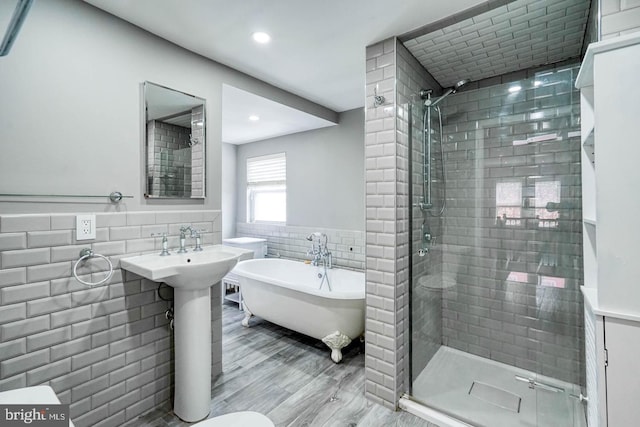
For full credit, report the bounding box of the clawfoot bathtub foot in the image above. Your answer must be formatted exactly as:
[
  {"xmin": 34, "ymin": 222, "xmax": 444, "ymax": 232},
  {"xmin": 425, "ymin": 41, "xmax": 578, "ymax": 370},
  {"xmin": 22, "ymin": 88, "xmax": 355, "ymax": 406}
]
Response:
[
  {"xmin": 241, "ymin": 309, "xmax": 252, "ymax": 327},
  {"xmin": 322, "ymin": 331, "xmax": 352, "ymax": 363}
]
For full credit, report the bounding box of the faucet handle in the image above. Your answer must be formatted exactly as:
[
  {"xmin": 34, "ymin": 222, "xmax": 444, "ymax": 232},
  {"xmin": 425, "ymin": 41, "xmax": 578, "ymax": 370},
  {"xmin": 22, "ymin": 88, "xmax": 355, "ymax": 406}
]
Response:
[
  {"xmin": 192, "ymin": 229, "xmax": 206, "ymax": 252},
  {"xmin": 177, "ymin": 226, "xmax": 190, "ymax": 253},
  {"xmin": 151, "ymin": 233, "xmax": 170, "ymax": 256}
]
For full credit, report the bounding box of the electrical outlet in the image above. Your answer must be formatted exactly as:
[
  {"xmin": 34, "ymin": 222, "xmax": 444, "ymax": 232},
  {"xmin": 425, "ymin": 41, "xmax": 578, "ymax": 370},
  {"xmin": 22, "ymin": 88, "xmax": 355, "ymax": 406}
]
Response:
[{"xmin": 76, "ymin": 214, "xmax": 96, "ymax": 240}]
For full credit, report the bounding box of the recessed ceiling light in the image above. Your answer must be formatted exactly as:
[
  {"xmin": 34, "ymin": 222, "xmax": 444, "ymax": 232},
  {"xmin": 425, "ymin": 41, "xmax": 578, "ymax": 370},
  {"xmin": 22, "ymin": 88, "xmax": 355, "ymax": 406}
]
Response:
[
  {"xmin": 252, "ymin": 32, "xmax": 271, "ymax": 44},
  {"xmin": 249, "ymin": 115, "xmax": 260, "ymax": 121},
  {"xmin": 533, "ymin": 80, "xmax": 543, "ymax": 87},
  {"xmin": 508, "ymin": 85, "xmax": 522, "ymax": 93}
]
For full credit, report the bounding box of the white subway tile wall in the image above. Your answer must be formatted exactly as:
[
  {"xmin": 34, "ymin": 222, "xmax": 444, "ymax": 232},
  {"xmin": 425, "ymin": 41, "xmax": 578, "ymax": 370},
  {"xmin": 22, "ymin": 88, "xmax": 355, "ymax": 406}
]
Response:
[
  {"xmin": 235, "ymin": 223, "xmax": 364, "ymax": 270},
  {"xmin": 364, "ymin": 37, "xmax": 400, "ymax": 409},
  {"xmin": 601, "ymin": 0, "xmax": 640, "ymax": 38},
  {"xmin": 0, "ymin": 210, "xmax": 221, "ymax": 427}
]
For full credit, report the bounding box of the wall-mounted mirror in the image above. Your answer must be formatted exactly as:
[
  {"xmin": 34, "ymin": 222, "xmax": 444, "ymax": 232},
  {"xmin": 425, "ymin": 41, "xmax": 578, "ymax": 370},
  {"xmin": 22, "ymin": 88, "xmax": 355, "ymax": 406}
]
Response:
[{"xmin": 144, "ymin": 81, "xmax": 206, "ymax": 199}]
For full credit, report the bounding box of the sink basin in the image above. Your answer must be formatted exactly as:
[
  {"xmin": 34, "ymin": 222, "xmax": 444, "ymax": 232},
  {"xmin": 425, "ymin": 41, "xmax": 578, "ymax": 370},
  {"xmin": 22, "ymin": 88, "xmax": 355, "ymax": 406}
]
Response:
[{"xmin": 120, "ymin": 244, "xmax": 253, "ymax": 290}]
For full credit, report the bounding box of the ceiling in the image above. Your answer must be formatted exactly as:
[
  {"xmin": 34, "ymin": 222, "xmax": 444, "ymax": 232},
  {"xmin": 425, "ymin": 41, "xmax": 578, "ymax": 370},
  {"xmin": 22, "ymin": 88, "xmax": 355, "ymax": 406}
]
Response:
[
  {"xmin": 83, "ymin": 0, "xmax": 487, "ymax": 114},
  {"xmin": 221, "ymin": 85, "xmax": 335, "ymax": 144},
  {"xmin": 403, "ymin": 0, "xmax": 590, "ymax": 88}
]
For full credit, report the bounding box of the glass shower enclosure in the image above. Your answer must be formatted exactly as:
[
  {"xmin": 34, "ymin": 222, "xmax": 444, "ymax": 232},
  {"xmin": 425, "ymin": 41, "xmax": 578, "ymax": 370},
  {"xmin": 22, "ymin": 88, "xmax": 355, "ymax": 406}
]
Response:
[{"xmin": 407, "ymin": 66, "xmax": 586, "ymax": 427}]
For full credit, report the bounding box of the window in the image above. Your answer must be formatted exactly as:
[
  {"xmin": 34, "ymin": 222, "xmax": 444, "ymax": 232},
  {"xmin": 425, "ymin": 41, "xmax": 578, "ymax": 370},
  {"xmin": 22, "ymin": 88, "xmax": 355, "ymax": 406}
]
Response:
[
  {"xmin": 534, "ymin": 180, "xmax": 561, "ymax": 228},
  {"xmin": 496, "ymin": 181, "xmax": 522, "ymax": 226},
  {"xmin": 247, "ymin": 153, "xmax": 286, "ymax": 223}
]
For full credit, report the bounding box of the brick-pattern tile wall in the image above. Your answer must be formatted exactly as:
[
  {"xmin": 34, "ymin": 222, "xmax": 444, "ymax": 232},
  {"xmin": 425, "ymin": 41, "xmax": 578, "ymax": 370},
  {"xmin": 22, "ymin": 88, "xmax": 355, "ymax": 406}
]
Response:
[
  {"xmin": 403, "ymin": 0, "xmax": 589, "ymax": 89},
  {"xmin": 364, "ymin": 37, "xmax": 399, "ymax": 409},
  {"xmin": 438, "ymin": 65, "xmax": 585, "ymax": 386},
  {"xmin": 601, "ymin": 0, "xmax": 640, "ymax": 38},
  {"xmin": 235, "ymin": 223, "xmax": 364, "ymax": 270},
  {"xmin": 0, "ymin": 210, "xmax": 222, "ymax": 427}
]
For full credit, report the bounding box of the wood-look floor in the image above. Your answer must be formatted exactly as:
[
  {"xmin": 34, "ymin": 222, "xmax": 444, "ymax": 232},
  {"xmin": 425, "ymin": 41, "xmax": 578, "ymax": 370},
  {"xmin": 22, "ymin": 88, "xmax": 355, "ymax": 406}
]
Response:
[{"xmin": 131, "ymin": 303, "xmax": 436, "ymax": 427}]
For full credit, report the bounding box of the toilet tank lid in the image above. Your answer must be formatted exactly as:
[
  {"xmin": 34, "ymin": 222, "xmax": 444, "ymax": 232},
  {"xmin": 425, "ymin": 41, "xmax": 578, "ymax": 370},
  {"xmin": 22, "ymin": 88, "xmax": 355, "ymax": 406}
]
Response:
[
  {"xmin": 223, "ymin": 237, "xmax": 266, "ymax": 244},
  {"xmin": 0, "ymin": 385, "xmax": 61, "ymax": 404}
]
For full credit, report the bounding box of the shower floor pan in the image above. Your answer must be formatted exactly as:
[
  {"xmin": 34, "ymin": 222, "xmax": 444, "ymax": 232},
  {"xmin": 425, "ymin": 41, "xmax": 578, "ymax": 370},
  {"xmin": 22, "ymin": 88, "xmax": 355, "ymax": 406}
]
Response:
[{"xmin": 411, "ymin": 346, "xmax": 586, "ymax": 427}]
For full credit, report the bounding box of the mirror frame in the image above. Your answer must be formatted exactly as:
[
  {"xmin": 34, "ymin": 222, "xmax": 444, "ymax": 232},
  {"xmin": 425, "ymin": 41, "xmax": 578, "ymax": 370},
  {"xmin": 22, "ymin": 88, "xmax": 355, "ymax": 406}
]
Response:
[{"xmin": 143, "ymin": 81, "xmax": 206, "ymax": 199}]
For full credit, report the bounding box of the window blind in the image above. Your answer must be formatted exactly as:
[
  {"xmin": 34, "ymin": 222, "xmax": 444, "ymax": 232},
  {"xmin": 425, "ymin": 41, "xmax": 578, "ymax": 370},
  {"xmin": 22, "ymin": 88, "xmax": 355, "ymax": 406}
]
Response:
[{"xmin": 247, "ymin": 152, "xmax": 286, "ymax": 186}]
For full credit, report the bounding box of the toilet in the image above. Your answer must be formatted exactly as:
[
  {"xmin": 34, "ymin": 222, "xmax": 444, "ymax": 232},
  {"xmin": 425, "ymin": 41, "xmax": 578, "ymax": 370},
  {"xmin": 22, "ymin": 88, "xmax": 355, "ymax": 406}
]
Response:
[
  {"xmin": 0, "ymin": 386, "xmax": 75, "ymax": 427},
  {"xmin": 0, "ymin": 386, "xmax": 273, "ymax": 427},
  {"xmin": 194, "ymin": 411, "xmax": 274, "ymax": 427}
]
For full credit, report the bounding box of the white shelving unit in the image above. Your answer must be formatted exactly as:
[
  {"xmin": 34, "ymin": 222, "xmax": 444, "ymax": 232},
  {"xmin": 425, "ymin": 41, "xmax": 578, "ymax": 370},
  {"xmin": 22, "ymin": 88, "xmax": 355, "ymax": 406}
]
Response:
[{"xmin": 577, "ymin": 32, "xmax": 640, "ymax": 427}]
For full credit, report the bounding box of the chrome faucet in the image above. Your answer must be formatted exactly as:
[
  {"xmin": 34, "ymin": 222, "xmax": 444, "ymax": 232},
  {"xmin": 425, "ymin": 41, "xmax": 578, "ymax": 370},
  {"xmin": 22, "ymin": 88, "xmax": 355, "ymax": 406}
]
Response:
[
  {"xmin": 190, "ymin": 228, "xmax": 205, "ymax": 251},
  {"xmin": 178, "ymin": 226, "xmax": 190, "ymax": 253},
  {"xmin": 151, "ymin": 233, "xmax": 170, "ymax": 256},
  {"xmin": 179, "ymin": 225, "xmax": 206, "ymax": 252},
  {"xmin": 306, "ymin": 232, "xmax": 332, "ymax": 269}
]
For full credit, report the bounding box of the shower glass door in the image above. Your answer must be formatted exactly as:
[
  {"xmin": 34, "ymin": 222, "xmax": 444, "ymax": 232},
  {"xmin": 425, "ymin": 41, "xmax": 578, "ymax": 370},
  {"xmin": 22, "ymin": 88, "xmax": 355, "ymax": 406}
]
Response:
[{"xmin": 408, "ymin": 65, "xmax": 586, "ymax": 427}]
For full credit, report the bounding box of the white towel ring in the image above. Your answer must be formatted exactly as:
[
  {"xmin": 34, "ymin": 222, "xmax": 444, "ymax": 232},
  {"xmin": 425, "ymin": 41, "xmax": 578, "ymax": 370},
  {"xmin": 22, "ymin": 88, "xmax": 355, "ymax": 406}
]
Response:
[{"xmin": 73, "ymin": 248, "xmax": 113, "ymax": 287}]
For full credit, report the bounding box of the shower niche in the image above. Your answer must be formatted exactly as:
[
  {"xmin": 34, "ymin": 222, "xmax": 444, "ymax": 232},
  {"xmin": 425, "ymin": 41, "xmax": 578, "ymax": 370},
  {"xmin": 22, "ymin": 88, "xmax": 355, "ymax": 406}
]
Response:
[{"xmin": 143, "ymin": 81, "xmax": 206, "ymax": 199}]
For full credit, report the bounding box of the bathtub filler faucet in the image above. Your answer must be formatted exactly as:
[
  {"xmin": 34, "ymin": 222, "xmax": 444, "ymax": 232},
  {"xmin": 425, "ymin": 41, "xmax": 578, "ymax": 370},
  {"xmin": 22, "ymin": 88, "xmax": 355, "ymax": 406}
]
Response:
[
  {"xmin": 306, "ymin": 232, "xmax": 332, "ymax": 268},
  {"xmin": 306, "ymin": 232, "xmax": 333, "ymax": 291}
]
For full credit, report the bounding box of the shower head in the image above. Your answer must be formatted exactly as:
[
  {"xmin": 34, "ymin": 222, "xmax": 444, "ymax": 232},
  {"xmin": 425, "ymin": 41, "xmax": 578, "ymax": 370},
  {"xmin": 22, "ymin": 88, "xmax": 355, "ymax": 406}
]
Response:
[
  {"xmin": 452, "ymin": 79, "xmax": 470, "ymax": 93},
  {"xmin": 425, "ymin": 78, "xmax": 471, "ymax": 107},
  {"xmin": 306, "ymin": 232, "xmax": 323, "ymax": 241}
]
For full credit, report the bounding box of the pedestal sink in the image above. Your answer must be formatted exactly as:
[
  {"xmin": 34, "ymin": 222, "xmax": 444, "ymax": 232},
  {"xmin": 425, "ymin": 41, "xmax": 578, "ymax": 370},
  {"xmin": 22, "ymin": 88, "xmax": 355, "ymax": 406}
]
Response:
[{"xmin": 120, "ymin": 245, "xmax": 253, "ymax": 422}]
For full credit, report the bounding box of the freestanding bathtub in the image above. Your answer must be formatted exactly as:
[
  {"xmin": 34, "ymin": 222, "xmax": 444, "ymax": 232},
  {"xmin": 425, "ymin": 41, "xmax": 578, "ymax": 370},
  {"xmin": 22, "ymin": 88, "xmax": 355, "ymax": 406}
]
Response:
[{"xmin": 233, "ymin": 258, "xmax": 365, "ymax": 363}]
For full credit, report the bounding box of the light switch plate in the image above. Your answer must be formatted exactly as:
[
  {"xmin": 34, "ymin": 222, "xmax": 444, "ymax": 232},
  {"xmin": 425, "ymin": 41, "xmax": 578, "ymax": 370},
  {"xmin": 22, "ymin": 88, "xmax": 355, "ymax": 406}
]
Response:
[{"xmin": 76, "ymin": 214, "xmax": 96, "ymax": 240}]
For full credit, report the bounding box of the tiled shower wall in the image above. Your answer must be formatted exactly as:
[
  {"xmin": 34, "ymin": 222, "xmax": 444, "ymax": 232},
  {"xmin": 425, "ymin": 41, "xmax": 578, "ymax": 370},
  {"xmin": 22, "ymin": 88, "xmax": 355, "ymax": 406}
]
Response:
[
  {"xmin": 437, "ymin": 66, "xmax": 585, "ymax": 385},
  {"xmin": 235, "ymin": 223, "xmax": 364, "ymax": 270},
  {"xmin": 365, "ymin": 38, "xmax": 588, "ymax": 408},
  {"xmin": 0, "ymin": 210, "xmax": 221, "ymax": 427}
]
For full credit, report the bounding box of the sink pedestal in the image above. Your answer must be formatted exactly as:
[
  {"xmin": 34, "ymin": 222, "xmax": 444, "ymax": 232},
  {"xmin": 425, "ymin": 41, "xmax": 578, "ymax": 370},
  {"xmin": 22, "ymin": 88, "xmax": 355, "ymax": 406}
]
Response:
[
  {"xmin": 119, "ymin": 245, "xmax": 255, "ymax": 423},
  {"xmin": 173, "ymin": 287, "xmax": 212, "ymax": 422}
]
